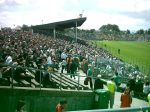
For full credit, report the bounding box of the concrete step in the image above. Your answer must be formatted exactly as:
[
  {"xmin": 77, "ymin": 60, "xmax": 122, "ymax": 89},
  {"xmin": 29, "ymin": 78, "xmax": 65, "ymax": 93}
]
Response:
[
  {"xmin": 51, "ymin": 76, "xmax": 68, "ymax": 89},
  {"xmin": 31, "ymin": 79, "xmax": 40, "ymax": 87},
  {"xmin": 10, "ymin": 77, "xmax": 18, "ymax": 86},
  {"xmin": 20, "ymin": 80, "xmax": 30, "ymax": 87},
  {"xmin": 61, "ymin": 73, "xmax": 89, "ymax": 90}
]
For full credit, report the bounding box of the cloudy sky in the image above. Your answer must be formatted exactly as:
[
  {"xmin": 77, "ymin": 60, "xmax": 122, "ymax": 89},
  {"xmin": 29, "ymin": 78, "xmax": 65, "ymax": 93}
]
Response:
[{"xmin": 0, "ymin": 0, "xmax": 150, "ymax": 31}]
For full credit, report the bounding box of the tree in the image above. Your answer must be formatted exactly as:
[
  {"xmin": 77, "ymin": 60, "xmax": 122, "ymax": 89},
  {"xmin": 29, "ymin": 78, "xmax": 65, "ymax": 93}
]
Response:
[
  {"xmin": 90, "ymin": 29, "xmax": 95, "ymax": 33},
  {"xmin": 126, "ymin": 29, "xmax": 130, "ymax": 34},
  {"xmin": 21, "ymin": 24, "xmax": 29, "ymax": 31},
  {"xmin": 99, "ymin": 24, "xmax": 120, "ymax": 34},
  {"xmin": 147, "ymin": 28, "xmax": 150, "ymax": 34},
  {"xmin": 136, "ymin": 29, "xmax": 144, "ymax": 34}
]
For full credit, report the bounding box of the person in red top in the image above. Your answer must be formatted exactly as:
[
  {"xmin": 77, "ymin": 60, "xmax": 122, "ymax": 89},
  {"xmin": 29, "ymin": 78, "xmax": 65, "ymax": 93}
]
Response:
[
  {"xmin": 56, "ymin": 100, "xmax": 67, "ymax": 112},
  {"xmin": 120, "ymin": 87, "xmax": 132, "ymax": 108}
]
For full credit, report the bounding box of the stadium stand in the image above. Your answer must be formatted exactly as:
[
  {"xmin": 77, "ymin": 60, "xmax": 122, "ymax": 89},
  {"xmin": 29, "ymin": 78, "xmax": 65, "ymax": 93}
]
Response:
[{"xmin": 0, "ymin": 19, "xmax": 149, "ymax": 99}]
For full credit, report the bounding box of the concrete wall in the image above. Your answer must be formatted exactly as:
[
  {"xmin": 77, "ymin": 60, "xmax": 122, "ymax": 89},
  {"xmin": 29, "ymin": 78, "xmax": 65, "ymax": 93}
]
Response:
[{"xmin": 0, "ymin": 87, "xmax": 94, "ymax": 112}]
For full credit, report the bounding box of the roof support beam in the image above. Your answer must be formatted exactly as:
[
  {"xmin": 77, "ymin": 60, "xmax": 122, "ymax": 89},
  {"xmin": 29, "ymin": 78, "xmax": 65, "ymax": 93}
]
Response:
[
  {"xmin": 53, "ymin": 28, "xmax": 56, "ymax": 39},
  {"xmin": 75, "ymin": 21, "xmax": 77, "ymax": 43}
]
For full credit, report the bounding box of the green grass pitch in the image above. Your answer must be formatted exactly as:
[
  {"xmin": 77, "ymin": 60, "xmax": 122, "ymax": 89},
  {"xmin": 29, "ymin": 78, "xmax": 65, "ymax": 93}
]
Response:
[{"xmin": 93, "ymin": 41, "xmax": 150, "ymax": 75}]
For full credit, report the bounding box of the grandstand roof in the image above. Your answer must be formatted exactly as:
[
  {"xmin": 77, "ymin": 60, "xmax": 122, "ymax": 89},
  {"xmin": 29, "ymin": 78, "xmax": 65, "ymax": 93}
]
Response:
[{"xmin": 31, "ymin": 17, "xmax": 87, "ymax": 31}]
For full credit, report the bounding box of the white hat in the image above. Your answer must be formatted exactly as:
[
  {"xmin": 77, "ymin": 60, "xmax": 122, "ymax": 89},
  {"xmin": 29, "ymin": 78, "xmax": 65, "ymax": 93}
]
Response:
[
  {"xmin": 97, "ymin": 74, "xmax": 101, "ymax": 78},
  {"xmin": 88, "ymin": 64, "xmax": 92, "ymax": 67},
  {"xmin": 13, "ymin": 62, "xmax": 18, "ymax": 65}
]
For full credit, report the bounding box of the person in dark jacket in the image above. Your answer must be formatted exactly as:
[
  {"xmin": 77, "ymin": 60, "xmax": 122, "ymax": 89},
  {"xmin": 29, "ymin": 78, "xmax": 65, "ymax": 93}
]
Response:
[
  {"xmin": 134, "ymin": 79, "xmax": 143, "ymax": 97},
  {"xmin": 127, "ymin": 77, "xmax": 136, "ymax": 93},
  {"xmin": 94, "ymin": 75, "xmax": 104, "ymax": 90}
]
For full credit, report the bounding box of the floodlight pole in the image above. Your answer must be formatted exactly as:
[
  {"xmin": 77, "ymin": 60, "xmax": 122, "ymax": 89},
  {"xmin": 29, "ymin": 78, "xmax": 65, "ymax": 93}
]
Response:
[
  {"xmin": 75, "ymin": 20, "xmax": 77, "ymax": 43},
  {"xmin": 53, "ymin": 28, "xmax": 56, "ymax": 39},
  {"xmin": 42, "ymin": 19, "xmax": 43, "ymax": 25}
]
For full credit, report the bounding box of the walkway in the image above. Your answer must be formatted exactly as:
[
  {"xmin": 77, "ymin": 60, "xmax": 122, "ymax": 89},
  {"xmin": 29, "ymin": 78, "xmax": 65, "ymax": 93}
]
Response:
[{"xmin": 74, "ymin": 70, "xmax": 149, "ymax": 109}]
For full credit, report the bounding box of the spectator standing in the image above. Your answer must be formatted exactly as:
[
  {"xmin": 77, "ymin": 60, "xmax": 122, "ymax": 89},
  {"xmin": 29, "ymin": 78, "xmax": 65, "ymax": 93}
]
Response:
[
  {"xmin": 81, "ymin": 59, "xmax": 88, "ymax": 74},
  {"xmin": 107, "ymin": 78, "xmax": 116, "ymax": 108},
  {"xmin": 134, "ymin": 79, "xmax": 143, "ymax": 98},
  {"xmin": 143, "ymin": 81, "xmax": 150, "ymax": 96},
  {"xmin": 55, "ymin": 99, "xmax": 67, "ymax": 112},
  {"xmin": 120, "ymin": 87, "xmax": 132, "ymax": 108},
  {"xmin": 127, "ymin": 77, "xmax": 136, "ymax": 94},
  {"xmin": 148, "ymin": 92, "xmax": 150, "ymax": 112},
  {"xmin": 118, "ymin": 49, "xmax": 120, "ymax": 54},
  {"xmin": 61, "ymin": 51, "xmax": 67, "ymax": 61},
  {"xmin": 148, "ymin": 92, "xmax": 150, "ymax": 106},
  {"xmin": 87, "ymin": 65, "xmax": 93, "ymax": 89},
  {"xmin": 5, "ymin": 55, "xmax": 12, "ymax": 64},
  {"xmin": 94, "ymin": 75, "xmax": 104, "ymax": 90},
  {"xmin": 70, "ymin": 59, "xmax": 76, "ymax": 79},
  {"xmin": 47, "ymin": 53, "xmax": 52, "ymax": 65},
  {"xmin": 66, "ymin": 55, "xmax": 72, "ymax": 73},
  {"xmin": 61, "ymin": 59, "xmax": 67, "ymax": 73},
  {"xmin": 113, "ymin": 72, "xmax": 121, "ymax": 87}
]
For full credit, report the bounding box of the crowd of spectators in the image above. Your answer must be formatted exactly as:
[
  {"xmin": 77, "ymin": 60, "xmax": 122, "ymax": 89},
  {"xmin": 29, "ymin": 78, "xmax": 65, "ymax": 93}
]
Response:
[
  {"xmin": 103, "ymin": 33, "xmax": 150, "ymax": 42},
  {"xmin": 0, "ymin": 29, "xmax": 109, "ymax": 87},
  {"xmin": 0, "ymin": 28, "xmax": 149, "ymax": 97}
]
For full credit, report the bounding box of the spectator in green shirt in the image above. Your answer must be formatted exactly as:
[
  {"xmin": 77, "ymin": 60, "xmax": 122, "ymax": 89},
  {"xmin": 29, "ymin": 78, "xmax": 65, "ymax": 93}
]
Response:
[{"xmin": 87, "ymin": 64, "xmax": 93, "ymax": 89}]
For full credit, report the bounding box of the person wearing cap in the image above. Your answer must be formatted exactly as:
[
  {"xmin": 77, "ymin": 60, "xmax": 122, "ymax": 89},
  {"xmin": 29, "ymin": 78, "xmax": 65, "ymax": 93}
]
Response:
[
  {"xmin": 107, "ymin": 77, "xmax": 116, "ymax": 108},
  {"xmin": 94, "ymin": 74, "xmax": 104, "ymax": 90},
  {"xmin": 55, "ymin": 99, "xmax": 67, "ymax": 112}
]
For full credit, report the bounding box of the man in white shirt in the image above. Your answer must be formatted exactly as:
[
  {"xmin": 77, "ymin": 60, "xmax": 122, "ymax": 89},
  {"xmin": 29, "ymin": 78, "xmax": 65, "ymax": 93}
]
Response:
[
  {"xmin": 47, "ymin": 54, "xmax": 52, "ymax": 65},
  {"xmin": 5, "ymin": 55, "xmax": 12, "ymax": 64},
  {"xmin": 143, "ymin": 82, "xmax": 150, "ymax": 97},
  {"xmin": 61, "ymin": 51, "xmax": 68, "ymax": 60}
]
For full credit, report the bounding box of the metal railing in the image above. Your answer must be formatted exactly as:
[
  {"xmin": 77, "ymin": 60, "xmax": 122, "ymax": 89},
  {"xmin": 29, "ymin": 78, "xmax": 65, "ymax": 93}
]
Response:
[
  {"xmin": 0, "ymin": 63, "xmax": 142, "ymax": 91},
  {"xmin": 67, "ymin": 106, "xmax": 150, "ymax": 112},
  {"xmin": 1, "ymin": 64, "xmax": 149, "ymax": 112},
  {"xmin": 0, "ymin": 63, "xmax": 92, "ymax": 91}
]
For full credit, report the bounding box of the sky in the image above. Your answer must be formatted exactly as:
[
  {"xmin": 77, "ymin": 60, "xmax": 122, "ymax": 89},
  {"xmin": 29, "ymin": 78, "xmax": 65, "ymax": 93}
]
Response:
[{"xmin": 0, "ymin": 0, "xmax": 150, "ymax": 31}]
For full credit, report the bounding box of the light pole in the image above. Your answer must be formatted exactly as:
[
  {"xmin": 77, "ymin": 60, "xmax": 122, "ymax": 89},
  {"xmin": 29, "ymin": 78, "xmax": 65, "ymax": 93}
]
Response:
[
  {"xmin": 53, "ymin": 28, "xmax": 56, "ymax": 39},
  {"xmin": 75, "ymin": 20, "xmax": 77, "ymax": 43},
  {"xmin": 42, "ymin": 19, "xmax": 43, "ymax": 25}
]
